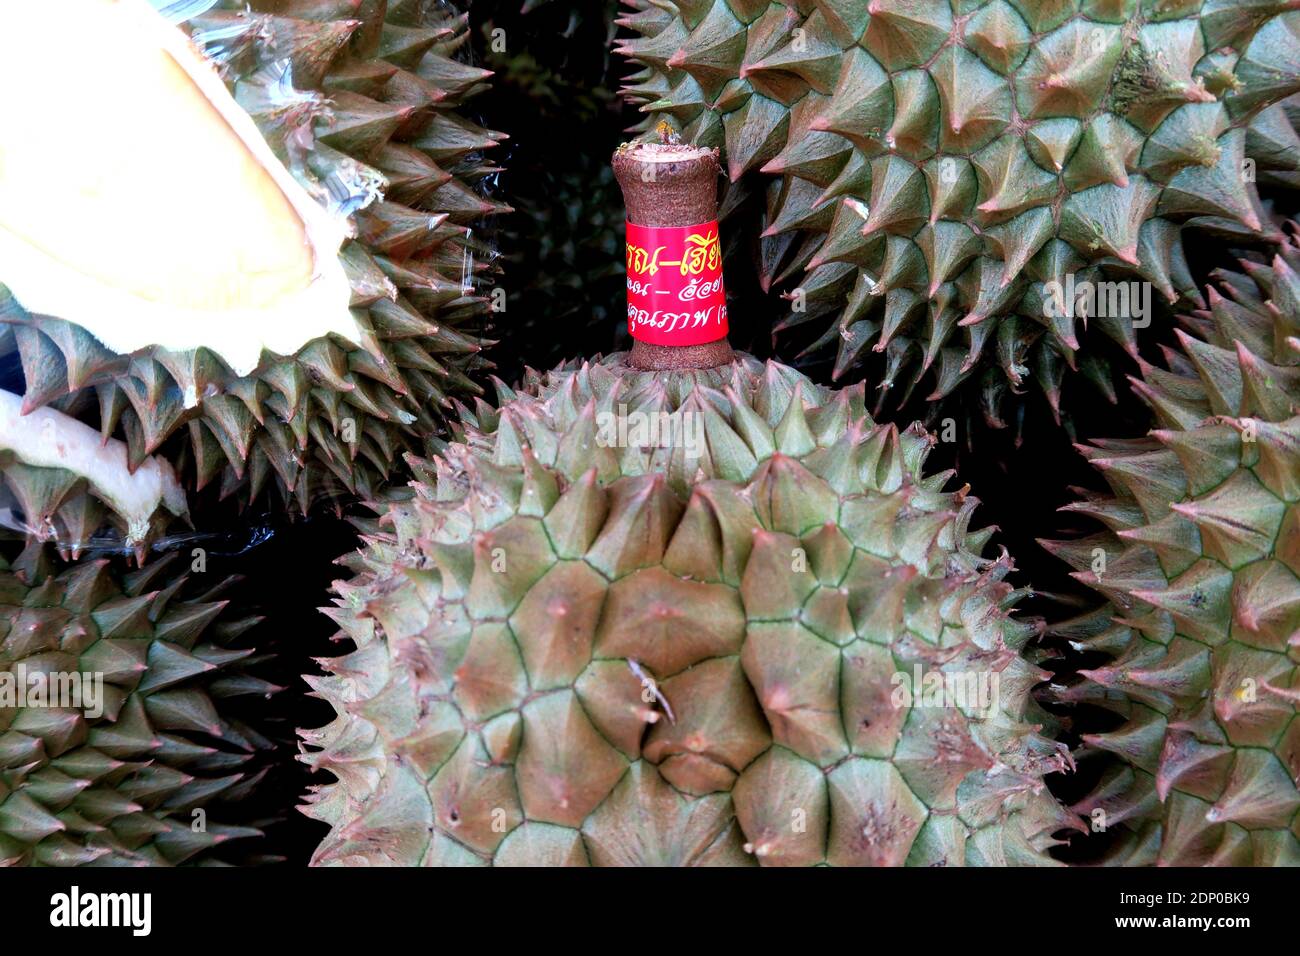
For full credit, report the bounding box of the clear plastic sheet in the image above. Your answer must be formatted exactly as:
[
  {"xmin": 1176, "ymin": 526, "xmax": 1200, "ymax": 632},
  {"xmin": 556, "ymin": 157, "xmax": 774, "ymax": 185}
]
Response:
[
  {"xmin": 184, "ymin": 0, "xmax": 499, "ymax": 298},
  {"xmin": 146, "ymin": 0, "xmax": 220, "ymax": 24},
  {"xmin": 0, "ymin": 491, "xmax": 278, "ymax": 562}
]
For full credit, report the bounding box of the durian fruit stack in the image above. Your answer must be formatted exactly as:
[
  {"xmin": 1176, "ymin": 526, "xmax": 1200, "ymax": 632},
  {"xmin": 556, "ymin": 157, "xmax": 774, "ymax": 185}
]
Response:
[
  {"xmin": 0, "ymin": 0, "xmax": 508, "ymax": 866},
  {"xmin": 616, "ymin": 0, "xmax": 1300, "ymax": 426}
]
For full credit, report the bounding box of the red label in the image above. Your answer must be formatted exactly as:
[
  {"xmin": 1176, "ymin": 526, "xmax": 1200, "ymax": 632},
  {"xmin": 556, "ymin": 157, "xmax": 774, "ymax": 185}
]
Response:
[{"xmin": 625, "ymin": 219, "xmax": 728, "ymax": 346}]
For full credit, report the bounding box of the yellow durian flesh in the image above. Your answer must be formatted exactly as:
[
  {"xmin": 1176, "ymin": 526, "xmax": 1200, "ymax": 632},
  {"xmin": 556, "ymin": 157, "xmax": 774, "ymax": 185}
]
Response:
[{"xmin": 0, "ymin": 0, "xmax": 358, "ymax": 376}]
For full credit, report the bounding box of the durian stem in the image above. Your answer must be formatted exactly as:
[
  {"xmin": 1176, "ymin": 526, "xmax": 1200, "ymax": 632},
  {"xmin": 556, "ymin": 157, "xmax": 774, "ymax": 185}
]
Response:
[{"xmin": 613, "ymin": 142, "xmax": 734, "ymax": 371}]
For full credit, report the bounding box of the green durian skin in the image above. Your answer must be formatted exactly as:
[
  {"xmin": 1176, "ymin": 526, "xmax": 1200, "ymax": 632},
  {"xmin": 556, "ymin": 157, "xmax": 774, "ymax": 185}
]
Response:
[
  {"xmin": 301, "ymin": 353, "xmax": 1080, "ymax": 866},
  {"xmin": 1046, "ymin": 229, "xmax": 1300, "ymax": 865},
  {"xmin": 0, "ymin": 544, "xmax": 267, "ymax": 866}
]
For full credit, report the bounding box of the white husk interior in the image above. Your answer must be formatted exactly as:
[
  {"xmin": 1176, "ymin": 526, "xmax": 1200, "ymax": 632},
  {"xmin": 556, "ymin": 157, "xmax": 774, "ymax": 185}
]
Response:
[
  {"xmin": 0, "ymin": 0, "xmax": 359, "ymax": 377},
  {"xmin": 0, "ymin": 390, "xmax": 187, "ymax": 544}
]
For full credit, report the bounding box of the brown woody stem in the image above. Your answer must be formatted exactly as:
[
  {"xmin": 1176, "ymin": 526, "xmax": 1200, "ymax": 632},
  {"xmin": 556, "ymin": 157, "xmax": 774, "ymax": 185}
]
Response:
[{"xmin": 612, "ymin": 142, "xmax": 735, "ymax": 371}]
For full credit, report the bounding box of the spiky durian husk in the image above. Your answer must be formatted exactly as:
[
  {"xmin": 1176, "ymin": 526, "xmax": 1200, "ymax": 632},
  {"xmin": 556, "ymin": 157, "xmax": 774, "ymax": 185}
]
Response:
[
  {"xmin": 300, "ymin": 354, "xmax": 1077, "ymax": 866},
  {"xmin": 616, "ymin": 0, "xmax": 1300, "ymax": 425},
  {"xmin": 1042, "ymin": 225, "xmax": 1300, "ymax": 865},
  {"xmin": 0, "ymin": 543, "xmax": 274, "ymax": 866},
  {"xmin": 1, "ymin": 0, "xmax": 508, "ymax": 551}
]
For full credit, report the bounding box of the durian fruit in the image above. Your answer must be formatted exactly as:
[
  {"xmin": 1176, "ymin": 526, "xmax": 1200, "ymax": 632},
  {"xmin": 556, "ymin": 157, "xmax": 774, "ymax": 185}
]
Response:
[
  {"xmin": 300, "ymin": 354, "xmax": 1078, "ymax": 866},
  {"xmin": 0, "ymin": 394, "xmax": 188, "ymax": 565},
  {"xmin": 0, "ymin": 542, "xmax": 272, "ymax": 865},
  {"xmin": 617, "ymin": 0, "xmax": 1300, "ymax": 423},
  {"xmin": 0, "ymin": 0, "xmax": 507, "ymax": 544},
  {"xmin": 1041, "ymin": 224, "xmax": 1300, "ymax": 865}
]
